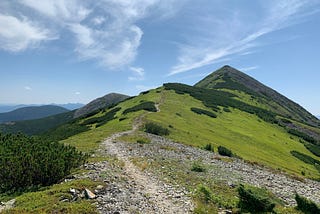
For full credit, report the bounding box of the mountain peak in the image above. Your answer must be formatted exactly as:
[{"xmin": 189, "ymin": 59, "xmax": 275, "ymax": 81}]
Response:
[
  {"xmin": 195, "ymin": 65, "xmax": 252, "ymax": 89},
  {"xmin": 73, "ymin": 93, "xmax": 129, "ymax": 118},
  {"xmin": 195, "ymin": 65, "xmax": 319, "ymax": 127}
]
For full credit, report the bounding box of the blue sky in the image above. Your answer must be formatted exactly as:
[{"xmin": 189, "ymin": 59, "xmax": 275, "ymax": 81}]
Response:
[{"xmin": 0, "ymin": 0, "xmax": 320, "ymax": 115}]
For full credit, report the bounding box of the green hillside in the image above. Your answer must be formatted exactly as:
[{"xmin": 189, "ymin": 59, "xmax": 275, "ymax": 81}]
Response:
[
  {"xmin": 0, "ymin": 93, "xmax": 130, "ymax": 136},
  {"xmin": 0, "ymin": 111, "xmax": 75, "ymax": 135},
  {"xmin": 146, "ymin": 88, "xmax": 320, "ymax": 178},
  {"xmin": 0, "ymin": 105, "xmax": 69, "ymax": 123},
  {"xmin": 195, "ymin": 65, "xmax": 319, "ymax": 127},
  {"xmin": 60, "ymin": 81, "xmax": 320, "ymax": 178},
  {"xmin": 2, "ymin": 66, "xmax": 320, "ymax": 213}
]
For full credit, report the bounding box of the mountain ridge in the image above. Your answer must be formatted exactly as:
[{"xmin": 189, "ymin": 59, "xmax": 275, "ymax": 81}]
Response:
[
  {"xmin": 0, "ymin": 93, "xmax": 130, "ymax": 135},
  {"xmin": 73, "ymin": 93, "xmax": 129, "ymax": 119},
  {"xmin": 0, "ymin": 105, "xmax": 69, "ymax": 123},
  {"xmin": 0, "ymin": 103, "xmax": 84, "ymax": 113},
  {"xmin": 195, "ymin": 65, "xmax": 319, "ymax": 127}
]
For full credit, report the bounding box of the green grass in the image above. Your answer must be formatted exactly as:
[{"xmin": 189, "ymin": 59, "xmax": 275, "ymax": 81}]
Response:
[
  {"xmin": 116, "ymin": 132, "xmax": 151, "ymax": 144},
  {"xmin": 61, "ymin": 88, "xmax": 161, "ymax": 154},
  {"xmin": 61, "ymin": 117, "xmax": 131, "ymax": 153},
  {"xmin": 2, "ymin": 179, "xmax": 101, "ymax": 214},
  {"xmin": 147, "ymin": 89, "xmax": 320, "ymax": 178}
]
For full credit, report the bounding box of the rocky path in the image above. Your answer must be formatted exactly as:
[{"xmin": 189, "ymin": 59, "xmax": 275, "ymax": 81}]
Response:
[
  {"xmin": 94, "ymin": 131, "xmax": 193, "ymax": 213},
  {"xmin": 87, "ymin": 129, "xmax": 319, "ymax": 213},
  {"xmin": 119, "ymin": 133, "xmax": 320, "ymax": 206},
  {"xmin": 85, "ymin": 97, "xmax": 194, "ymax": 213}
]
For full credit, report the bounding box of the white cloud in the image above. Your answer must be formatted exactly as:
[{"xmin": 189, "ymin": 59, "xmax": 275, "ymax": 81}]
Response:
[
  {"xmin": 0, "ymin": 14, "xmax": 56, "ymax": 52},
  {"xmin": 169, "ymin": 0, "xmax": 319, "ymax": 75},
  {"xmin": 92, "ymin": 16, "xmax": 105, "ymax": 26},
  {"xmin": 24, "ymin": 86, "xmax": 32, "ymax": 91},
  {"xmin": 71, "ymin": 24, "xmax": 143, "ymax": 69},
  {"xmin": 75, "ymin": 92, "xmax": 80, "ymax": 95},
  {"xmin": 128, "ymin": 66, "xmax": 145, "ymax": 81},
  {"xmin": 20, "ymin": 0, "xmax": 90, "ymax": 22},
  {"xmin": 1, "ymin": 0, "xmax": 182, "ymax": 68}
]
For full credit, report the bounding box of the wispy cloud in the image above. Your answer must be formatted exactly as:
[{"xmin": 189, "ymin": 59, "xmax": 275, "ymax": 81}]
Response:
[
  {"xmin": 0, "ymin": 14, "xmax": 56, "ymax": 52},
  {"xmin": 75, "ymin": 92, "xmax": 80, "ymax": 95},
  {"xmin": 24, "ymin": 86, "xmax": 32, "ymax": 91},
  {"xmin": 128, "ymin": 66, "xmax": 145, "ymax": 81},
  {"xmin": 169, "ymin": 0, "xmax": 319, "ymax": 76},
  {"xmin": 0, "ymin": 0, "xmax": 182, "ymax": 69},
  {"xmin": 239, "ymin": 66, "xmax": 259, "ymax": 72}
]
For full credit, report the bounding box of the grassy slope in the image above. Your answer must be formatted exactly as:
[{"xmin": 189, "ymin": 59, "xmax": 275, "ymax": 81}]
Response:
[
  {"xmin": 222, "ymin": 89, "xmax": 291, "ymax": 116},
  {"xmin": 0, "ymin": 111, "xmax": 75, "ymax": 135},
  {"xmin": 3, "ymin": 179, "xmax": 100, "ymax": 214},
  {"xmin": 4, "ymin": 87, "xmax": 319, "ymax": 213},
  {"xmin": 146, "ymin": 89, "xmax": 320, "ymax": 178},
  {"xmin": 61, "ymin": 89, "xmax": 161, "ymax": 154}
]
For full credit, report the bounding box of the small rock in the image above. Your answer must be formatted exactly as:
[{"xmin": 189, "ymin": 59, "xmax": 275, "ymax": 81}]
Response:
[
  {"xmin": 0, "ymin": 199, "xmax": 16, "ymax": 212},
  {"xmin": 79, "ymin": 191, "xmax": 86, "ymax": 199},
  {"xmin": 85, "ymin": 188, "xmax": 96, "ymax": 199},
  {"xmin": 65, "ymin": 175, "xmax": 76, "ymax": 180},
  {"xmin": 70, "ymin": 188, "xmax": 77, "ymax": 194},
  {"xmin": 61, "ymin": 198, "xmax": 69, "ymax": 202},
  {"xmin": 227, "ymin": 181, "xmax": 236, "ymax": 188}
]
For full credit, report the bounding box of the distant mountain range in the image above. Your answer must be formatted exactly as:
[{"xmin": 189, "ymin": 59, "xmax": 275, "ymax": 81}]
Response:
[
  {"xmin": 0, "ymin": 105, "xmax": 70, "ymax": 123},
  {"xmin": 0, "ymin": 93, "xmax": 129, "ymax": 135},
  {"xmin": 0, "ymin": 103, "xmax": 84, "ymax": 113}
]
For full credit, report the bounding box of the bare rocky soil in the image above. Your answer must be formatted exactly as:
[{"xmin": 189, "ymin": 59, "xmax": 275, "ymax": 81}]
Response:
[
  {"xmin": 80, "ymin": 128, "xmax": 320, "ymax": 213},
  {"xmin": 81, "ymin": 130, "xmax": 194, "ymax": 214}
]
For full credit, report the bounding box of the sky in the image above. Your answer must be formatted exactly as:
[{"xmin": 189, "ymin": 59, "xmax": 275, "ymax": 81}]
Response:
[{"xmin": 0, "ymin": 0, "xmax": 320, "ymax": 115}]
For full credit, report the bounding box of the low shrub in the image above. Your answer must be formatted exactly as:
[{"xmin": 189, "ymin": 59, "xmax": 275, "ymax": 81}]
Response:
[
  {"xmin": 288, "ymin": 129, "xmax": 317, "ymax": 144},
  {"xmin": 304, "ymin": 143, "xmax": 320, "ymax": 157},
  {"xmin": 196, "ymin": 184, "xmax": 213, "ymax": 203},
  {"xmin": 123, "ymin": 102, "xmax": 157, "ymax": 114},
  {"xmin": 137, "ymin": 139, "xmax": 150, "ymax": 144},
  {"xmin": 203, "ymin": 143, "xmax": 214, "ymax": 152},
  {"xmin": 223, "ymin": 107, "xmax": 231, "ymax": 112},
  {"xmin": 0, "ymin": 133, "xmax": 87, "ymax": 193},
  {"xmin": 238, "ymin": 184, "xmax": 276, "ymax": 213},
  {"xmin": 191, "ymin": 107, "xmax": 217, "ymax": 118},
  {"xmin": 144, "ymin": 122, "xmax": 169, "ymax": 136},
  {"xmin": 119, "ymin": 117, "xmax": 127, "ymax": 121},
  {"xmin": 218, "ymin": 146, "xmax": 233, "ymax": 157},
  {"xmin": 140, "ymin": 90, "xmax": 150, "ymax": 95},
  {"xmin": 280, "ymin": 118, "xmax": 292, "ymax": 124},
  {"xmin": 82, "ymin": 107, "xmax": 121, "ymax": 126},
  {"xmin": 291, "ymin": 150, "xmax": 320, "ymax": 173},
  {"xmin": 290, "ymin": 150, "xmax": 320, "ymax": 165},
  {"xmin": 295, "ymin": 193, "xmax": 320, "ymax": 214},
  {"xmin": 191, "ymin": 161, "xmax": 206, "ymax": 172}
]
